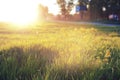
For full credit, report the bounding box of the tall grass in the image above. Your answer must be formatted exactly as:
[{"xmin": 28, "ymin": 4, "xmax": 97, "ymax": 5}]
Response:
[{"xmin": 0, "ymin": 22, "xmax": 120, "ymax": 80}]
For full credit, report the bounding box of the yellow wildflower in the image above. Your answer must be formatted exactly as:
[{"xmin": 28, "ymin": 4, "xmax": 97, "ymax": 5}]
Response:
[{"xmin": 105, "ymin": 49, "xmax": 111, "ymax": 58}]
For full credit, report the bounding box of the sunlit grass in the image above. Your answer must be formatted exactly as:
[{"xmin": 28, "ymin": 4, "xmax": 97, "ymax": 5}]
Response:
[{"xmin": 0, "ymin": 21, "xmax": 120, "ymax": 80}]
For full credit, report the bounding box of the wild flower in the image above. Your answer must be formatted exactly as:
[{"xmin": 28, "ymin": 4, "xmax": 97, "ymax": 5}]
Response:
[{"xmin": 105, "ymin": 49, "xmax": 111, "ymax": 58}]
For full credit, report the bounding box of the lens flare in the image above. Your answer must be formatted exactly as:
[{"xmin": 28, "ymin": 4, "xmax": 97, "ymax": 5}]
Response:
[{"xmin": 0, "ymin": 0, "xmax": 38, "ymax": 26}]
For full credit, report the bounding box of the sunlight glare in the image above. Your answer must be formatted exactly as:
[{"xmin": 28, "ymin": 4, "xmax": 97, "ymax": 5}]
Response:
[
  {"xmin": 38, "ymin": 0, "xmax": 60, "ymax": 15},
  {"xmin": 0, "ymin": 0, "xmax": 39, "ymax": 26}
]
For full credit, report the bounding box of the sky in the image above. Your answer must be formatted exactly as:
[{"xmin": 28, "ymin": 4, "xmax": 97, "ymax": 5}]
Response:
[
  {"xmin": 39, "ymin": 0, "xmax": 76, "ymax": 14},
  {"xmin": 38, "ymin": 0, "xmax": 60, "ymax": 15},
  {"xmin": 0, "ymin": 0, "xmax": 60, "ymax": 24}
]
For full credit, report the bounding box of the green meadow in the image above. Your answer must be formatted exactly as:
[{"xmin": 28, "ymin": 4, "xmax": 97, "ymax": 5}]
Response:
[{"xmin": 0, "ymin": 22, "xmax": 120, "ymax": 80}]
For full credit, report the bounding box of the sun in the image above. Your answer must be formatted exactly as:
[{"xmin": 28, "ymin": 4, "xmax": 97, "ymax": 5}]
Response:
[
  {"xmin": 0, "ymin": 0, "xmax": 39, "ymax": 26},
  {"xmin": 0, "ymin": 0, "xmax": 61, "ymax": 26}
]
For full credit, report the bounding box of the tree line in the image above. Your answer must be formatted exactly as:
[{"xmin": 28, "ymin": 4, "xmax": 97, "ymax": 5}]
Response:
[
  {"xmin": 57, "ymin": 0, "xmax": 120, "ymax": 20},
  {"xmin": 39, "ymin": 0, "xmax": 120, "ymax": 20}
]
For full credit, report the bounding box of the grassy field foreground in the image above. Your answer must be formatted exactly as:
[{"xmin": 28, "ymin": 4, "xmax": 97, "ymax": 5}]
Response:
[{"xmin": 0, "ymin": 22, "xmax": 120, "ymax": 80}]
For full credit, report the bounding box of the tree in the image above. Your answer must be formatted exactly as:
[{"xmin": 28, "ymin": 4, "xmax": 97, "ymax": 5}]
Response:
[
  {"xmin": 57, "ymin": 0, "xmax": 120, "ymax": 20},
  {"xmin": 38, "ymin": 4, "xmax": 48, "ymax": 20},
  {"xmin": 89, "ymin": 0, "xmax": 120, "ymax": 20},
  {"xmin": 57, "ymin": 0, "xmax": 73, "ymax": 19},
  {"xmin": 107, "ymin": 0, "xmax": 120, "ymax": 14},
  {"xmin": 76, "ymin": 0, "xmax": 88, "ymax": 19},
  {"xmin": 89, "ymin": 0, "xmax": 100, "ymax": 19}
]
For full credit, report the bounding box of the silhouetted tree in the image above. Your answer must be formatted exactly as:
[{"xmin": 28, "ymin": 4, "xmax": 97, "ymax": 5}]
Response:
[
  {"xmin": 57, "ymin": 0, "xmax": 120, "ymax": 20},
  {"xmin": 57, "ymin": 0, "xmax": 73, "ymax": 19},
  {"xmin": 107, "ymin": 0, "xmax": 120, "ymax": 14},
  {"xmin": 76, "ymin": 0, "xmax": 88, "ymax": 19},
  {"xmin": 89, "ymin": 0, "xmax": 120, "ymax": 20}
]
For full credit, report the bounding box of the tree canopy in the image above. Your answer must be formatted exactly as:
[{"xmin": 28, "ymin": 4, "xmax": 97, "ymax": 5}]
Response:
[
  {"xmin": 38, "ymin": 4, "xmax": 48, "ymax": 20},
  {"xmin": 57, "ymin": 0, "xmax": 74, "ymax": 17},
  {"xmin": 57, "ymin": 0, "xmax": 120, "ymax": 20}
]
